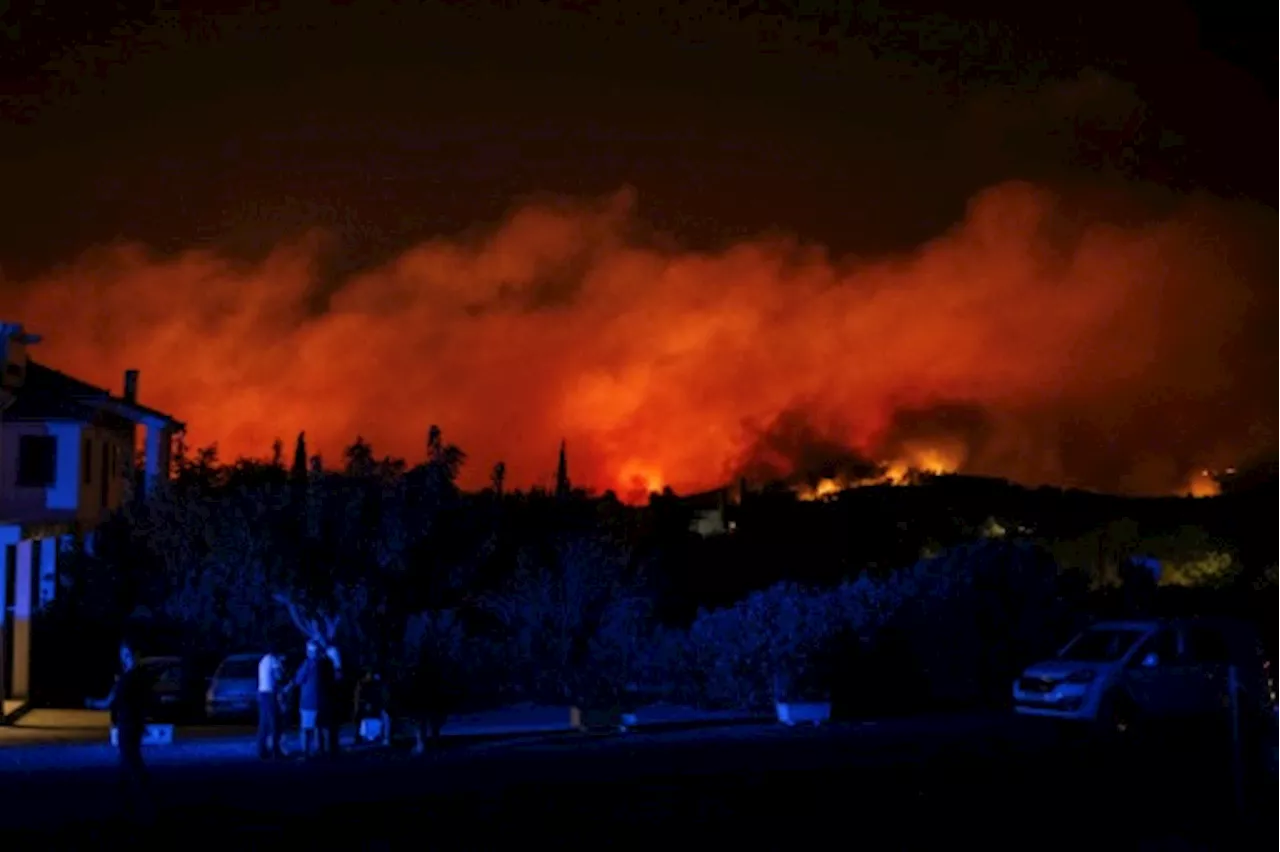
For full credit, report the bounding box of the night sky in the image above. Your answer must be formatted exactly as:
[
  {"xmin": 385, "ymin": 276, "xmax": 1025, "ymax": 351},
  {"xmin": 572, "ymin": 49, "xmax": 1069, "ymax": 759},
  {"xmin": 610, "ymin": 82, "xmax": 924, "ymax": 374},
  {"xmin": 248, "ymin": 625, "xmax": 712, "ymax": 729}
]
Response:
[{"xmin": 1, "ymin": 0, "xmax": 1275, "ymax": 500}]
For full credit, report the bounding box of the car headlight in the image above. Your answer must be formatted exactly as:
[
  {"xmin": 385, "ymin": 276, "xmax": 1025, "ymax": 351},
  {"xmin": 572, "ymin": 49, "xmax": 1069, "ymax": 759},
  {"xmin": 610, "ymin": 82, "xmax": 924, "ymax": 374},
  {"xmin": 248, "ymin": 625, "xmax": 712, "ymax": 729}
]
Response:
[{"xmin": 1064, "ymin": 669, "xmax": 1096, "ymax": 684}]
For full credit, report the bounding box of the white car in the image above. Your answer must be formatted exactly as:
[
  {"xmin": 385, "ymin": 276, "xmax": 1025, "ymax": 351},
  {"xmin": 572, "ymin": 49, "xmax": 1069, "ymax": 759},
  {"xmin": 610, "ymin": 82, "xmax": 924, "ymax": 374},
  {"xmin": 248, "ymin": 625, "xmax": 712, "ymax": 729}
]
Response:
[
  {"xmin": 205, "ymin": 653, "xmax": 264, "ymax": 721},
  {"xmin": 1014, "ymin": 621, "xmax": 1154, "ymax": 726},
  {"xmin": 1013, "ymin": 618, "xmax": 1270, "ymax": 732}
]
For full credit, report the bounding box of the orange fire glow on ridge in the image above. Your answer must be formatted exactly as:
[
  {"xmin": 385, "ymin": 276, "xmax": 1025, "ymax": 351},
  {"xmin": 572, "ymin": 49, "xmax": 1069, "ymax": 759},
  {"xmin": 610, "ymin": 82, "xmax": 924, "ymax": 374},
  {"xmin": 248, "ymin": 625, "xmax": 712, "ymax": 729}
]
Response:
[
  {"xmin": 4, "ymin": 182, "xmax": 1274, "ymax": 503},
  {"xmin": 1184, "ymin": 470, "xmax": 1223, "ymax": 499},
  {"xmin": 798, "ymin": 444, "xmax": 966, "ymax": 501}
]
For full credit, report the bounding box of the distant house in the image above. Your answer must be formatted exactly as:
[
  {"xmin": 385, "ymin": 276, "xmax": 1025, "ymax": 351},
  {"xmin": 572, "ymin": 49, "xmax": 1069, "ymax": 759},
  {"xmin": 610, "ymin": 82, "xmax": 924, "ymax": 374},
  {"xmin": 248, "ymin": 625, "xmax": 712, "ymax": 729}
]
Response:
[
  {"xmin": 682, "ymin": 487, "xmax": 737, "ymax": 538},
  {"xmin": 0, "ymin": 323, "xmax": 183, "ymax": 719}
]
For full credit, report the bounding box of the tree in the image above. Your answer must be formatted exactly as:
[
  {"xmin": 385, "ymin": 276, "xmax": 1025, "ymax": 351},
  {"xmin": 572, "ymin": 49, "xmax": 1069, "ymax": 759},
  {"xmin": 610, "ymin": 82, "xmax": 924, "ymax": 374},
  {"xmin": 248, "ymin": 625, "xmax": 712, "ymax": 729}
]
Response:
[
  {"xmin": 555, "ymin": 439, "xmax": 570, "ymax": 500},
  {"xmin": 344, "ymin": 436, "xmax": 376, "ymax": 478},
  {"xmin": 291, "ymin": 432, "xmax": 308, "ymax": 482},
  {"xmin": 273, "ymin": 591, "xmax": 341, "ymax": 649},
  {"xmin": 481, "ymin": 533, "xmax": 646, "ymax": 704},
  {"xmin": 426, "ymin": 425, "xmax": 465, "ymax": 484}
]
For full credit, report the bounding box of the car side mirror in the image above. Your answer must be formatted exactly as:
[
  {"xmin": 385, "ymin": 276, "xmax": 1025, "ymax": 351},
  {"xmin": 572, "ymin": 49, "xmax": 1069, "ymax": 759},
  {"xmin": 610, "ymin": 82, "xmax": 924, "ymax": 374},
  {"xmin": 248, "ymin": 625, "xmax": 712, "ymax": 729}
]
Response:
[{"xmin": 1141, "ymin": 652, "xmax": 1160, "ymax": 668}]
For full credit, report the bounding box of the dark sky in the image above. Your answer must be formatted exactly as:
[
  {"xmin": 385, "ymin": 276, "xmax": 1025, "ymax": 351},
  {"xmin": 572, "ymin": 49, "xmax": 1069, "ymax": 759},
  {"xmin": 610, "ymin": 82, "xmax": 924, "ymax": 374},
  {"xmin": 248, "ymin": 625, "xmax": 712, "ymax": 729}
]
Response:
[
  {"xmin": 0, "ymin": 0, "xmax": 1274, "ymax": 497},
  {"xmin": 0, "ymin": 0, "xmax": 1273, "ymax": 279}
]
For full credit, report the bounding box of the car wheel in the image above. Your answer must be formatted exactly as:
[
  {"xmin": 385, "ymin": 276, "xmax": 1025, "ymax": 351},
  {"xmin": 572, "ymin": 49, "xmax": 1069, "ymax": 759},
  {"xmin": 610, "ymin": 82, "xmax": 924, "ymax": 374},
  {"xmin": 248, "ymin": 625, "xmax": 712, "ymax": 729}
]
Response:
[{"xmin": 1100, "ymin": 691, "xmax": 1139, "ymax": 738}]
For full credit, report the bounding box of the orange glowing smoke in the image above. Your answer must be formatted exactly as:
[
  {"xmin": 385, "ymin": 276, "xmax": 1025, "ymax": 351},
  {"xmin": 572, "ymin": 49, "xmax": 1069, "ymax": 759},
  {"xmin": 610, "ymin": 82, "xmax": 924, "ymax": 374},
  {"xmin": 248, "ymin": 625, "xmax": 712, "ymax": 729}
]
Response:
[
  {"xmin": 1185, "ymin": 470, "xmax": 1223, "ymax": 499},
  {"xmin": 4, "ymin": 182, "xmax": 1275, "ymax": 501}
]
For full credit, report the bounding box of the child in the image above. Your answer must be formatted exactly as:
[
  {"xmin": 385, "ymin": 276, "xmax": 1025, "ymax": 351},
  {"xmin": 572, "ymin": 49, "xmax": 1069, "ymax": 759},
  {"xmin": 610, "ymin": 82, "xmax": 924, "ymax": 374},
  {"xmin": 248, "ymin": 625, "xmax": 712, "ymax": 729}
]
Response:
[{"xmin": 354, "ymin": 668, "xmax": 392, "ymax": 746}]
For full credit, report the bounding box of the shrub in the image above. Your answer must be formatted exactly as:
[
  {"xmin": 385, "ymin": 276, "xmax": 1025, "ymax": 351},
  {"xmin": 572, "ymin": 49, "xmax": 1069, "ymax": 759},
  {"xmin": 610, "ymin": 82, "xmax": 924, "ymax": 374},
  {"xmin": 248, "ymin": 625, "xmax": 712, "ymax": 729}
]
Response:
[
  {"xmin": 670, "ymin": 539, "xmax": 1084, "ymax": 713},
  {"xmin": 886, "ymin": 540, "xmax": 1084, "ymax": 709},
  {"xmin": 479, "ymin": 533, "xmax": 649, "ymax": 705}
]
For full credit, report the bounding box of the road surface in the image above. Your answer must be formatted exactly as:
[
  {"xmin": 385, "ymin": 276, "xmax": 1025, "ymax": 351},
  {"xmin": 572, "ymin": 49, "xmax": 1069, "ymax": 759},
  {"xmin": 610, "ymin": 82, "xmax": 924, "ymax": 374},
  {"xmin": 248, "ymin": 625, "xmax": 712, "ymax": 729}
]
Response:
[
  {"xmin": 1, "ymin": 713, "xmax": 1273, "ymax": 848},
  {"xmin": 0, "ymin": 708, "xmax": 255, "ymax": 745}
]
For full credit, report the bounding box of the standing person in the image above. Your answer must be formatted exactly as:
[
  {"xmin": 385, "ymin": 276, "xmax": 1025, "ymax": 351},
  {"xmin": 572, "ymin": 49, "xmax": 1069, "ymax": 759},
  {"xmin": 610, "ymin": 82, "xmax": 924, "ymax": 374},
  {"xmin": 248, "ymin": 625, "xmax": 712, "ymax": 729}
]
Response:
[
  {"xmin": 257, "ymin": 644, "xmax": 285, "ymax": 760},
  {"xmin": 86, "ymin": 640, "xmax": 154, "ymax": 822},
  {"xmin": 290, "ymin": 640, "xmax": 327, "ymax": 759},
  {"xmin": 323, "ymin": 644, "xmax": 344, "ymax": 757},
  {"xmin": 411, "ymin": 651, "xmax": 451, "ymax": 756}
]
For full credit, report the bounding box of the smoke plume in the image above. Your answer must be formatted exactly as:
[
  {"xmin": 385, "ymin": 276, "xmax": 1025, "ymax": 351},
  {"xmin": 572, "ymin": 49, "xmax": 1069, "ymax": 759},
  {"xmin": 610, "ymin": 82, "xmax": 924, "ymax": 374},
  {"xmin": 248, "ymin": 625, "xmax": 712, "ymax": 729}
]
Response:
[{"xmin": 5, "ymin": 180, "xmax": 1275, "ymax": 499}]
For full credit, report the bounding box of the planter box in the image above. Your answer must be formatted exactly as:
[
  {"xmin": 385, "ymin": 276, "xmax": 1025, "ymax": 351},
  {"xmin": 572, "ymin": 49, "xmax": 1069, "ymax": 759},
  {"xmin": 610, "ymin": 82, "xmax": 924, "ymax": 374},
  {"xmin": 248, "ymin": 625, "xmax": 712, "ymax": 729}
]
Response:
[
  {"xmin": 110, "ymin": 724, "xmax": 174, "ymax": 747},
  {"xmin": 581, "ymin": 707, "xmax": 639, "ymax": 731},
  {"xmin": 359, "ymin": 717, "xmax": 386, "ymax": 742},
  {"xmin": 441, "ymin": 706, "xmax": 582, "ymax": 736},
  {"xmin": 776, "ymin": 702, "xmax": 832, "ymax": 727}
]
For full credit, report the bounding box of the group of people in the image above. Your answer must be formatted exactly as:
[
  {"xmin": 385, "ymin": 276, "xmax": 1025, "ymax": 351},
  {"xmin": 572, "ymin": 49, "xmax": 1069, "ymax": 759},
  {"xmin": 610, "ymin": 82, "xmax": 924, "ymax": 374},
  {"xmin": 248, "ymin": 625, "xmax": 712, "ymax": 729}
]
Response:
[
  {"xmin": 88, "ymin": 634, "xmax": 454, "ymax": 782},
  {"xmin": 256, "ymin": 638, "xmax": 346, "ymax": 760},
  {"xmin": 258, "ymin": 642, "xmax": 454, "ymax": 759}
]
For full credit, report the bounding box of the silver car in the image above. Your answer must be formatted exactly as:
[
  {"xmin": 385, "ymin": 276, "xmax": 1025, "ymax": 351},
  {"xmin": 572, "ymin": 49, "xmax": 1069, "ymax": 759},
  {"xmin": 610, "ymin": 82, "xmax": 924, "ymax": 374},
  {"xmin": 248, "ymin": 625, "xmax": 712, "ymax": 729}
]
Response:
[
  {"xmin": 205, "ymin": 653, "xmax": 263, "ymax": 721},
  {"xmin": 1013, "ymin": 618, "xmax": 1269, "ymax": 732}
]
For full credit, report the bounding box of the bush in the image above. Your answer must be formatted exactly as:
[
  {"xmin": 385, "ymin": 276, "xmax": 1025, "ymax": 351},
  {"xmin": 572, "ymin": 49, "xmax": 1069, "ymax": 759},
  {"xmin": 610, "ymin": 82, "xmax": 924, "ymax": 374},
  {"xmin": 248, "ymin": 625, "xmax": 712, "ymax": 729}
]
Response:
[
  {"xmin": 666, "ymin": 540, "xmax": 1085, "ymax": 713},
  {"xmin": 477, "ymin": 534, "xmax": 650, "ymax": 706},
  {"xmin": 41, "ymin": 438, "xmax": 1128, "ymax": 718},
  {"xmin": 885, "ymin": 540, "xmax": 1085, "ymax": 709}
]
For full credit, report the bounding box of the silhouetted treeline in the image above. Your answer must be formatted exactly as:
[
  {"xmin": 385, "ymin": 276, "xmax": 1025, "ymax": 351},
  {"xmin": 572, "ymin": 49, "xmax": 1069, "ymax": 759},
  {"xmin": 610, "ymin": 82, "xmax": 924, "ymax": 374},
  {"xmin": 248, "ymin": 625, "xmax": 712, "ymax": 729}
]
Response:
[{"xmin": 33, "ymin": 433, "xmax": 1277, "ymax": 713}]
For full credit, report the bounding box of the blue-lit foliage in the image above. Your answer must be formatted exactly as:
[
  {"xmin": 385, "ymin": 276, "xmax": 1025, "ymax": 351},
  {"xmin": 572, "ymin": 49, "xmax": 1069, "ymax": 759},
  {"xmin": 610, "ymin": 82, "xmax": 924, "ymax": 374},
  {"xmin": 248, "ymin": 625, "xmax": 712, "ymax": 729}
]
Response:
[
  {"xmin": 35, "ymin": 432, "xmax": 1264, "ymax": 714},
  {"xmin": 664, "ymin": 540, "xmax": 1084, "ymax": 711}
]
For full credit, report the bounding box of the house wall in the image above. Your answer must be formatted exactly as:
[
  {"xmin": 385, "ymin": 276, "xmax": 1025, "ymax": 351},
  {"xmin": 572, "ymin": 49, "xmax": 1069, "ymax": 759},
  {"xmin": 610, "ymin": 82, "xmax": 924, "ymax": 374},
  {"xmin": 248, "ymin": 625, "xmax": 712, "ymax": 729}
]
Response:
[
  {"xmin": 46, "ymin": 422, "xmax": 83, "ymax": 511},
  {"xmin": 77, "ymin": 423, "xmax": 133, "ymax": 521},
  {"xmin": 0, "ymin": 420, "xmax": 82, "ymax": 518},
  {"xmin": 0, "ymin": 525, "xmax": 60, "ymax": 705},
  {"xmin": 691, "ymin": 507, "xmax": 728, "ymax": 537},
  {"xmin": 0, "ymin": 420, "xmax": 135, "ymax": 524},
  {"xmin": 9, "ymin": 539, "xmax": 33, "ymax": 698}
]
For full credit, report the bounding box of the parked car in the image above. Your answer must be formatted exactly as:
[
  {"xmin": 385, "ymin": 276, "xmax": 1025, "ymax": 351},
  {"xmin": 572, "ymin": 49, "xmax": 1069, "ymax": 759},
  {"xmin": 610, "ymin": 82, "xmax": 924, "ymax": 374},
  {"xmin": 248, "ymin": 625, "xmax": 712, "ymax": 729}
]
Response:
[
  {"xmin": 137, "ymin": 655, "xmax": 205, "ymax": 722},
  {"xmin": 205, "ymin": 653, "xmax": 263, "ymax": 721},
  {"xmin": 1012, "ymin": 618, "xmax": 1272, "ymax": 734}
]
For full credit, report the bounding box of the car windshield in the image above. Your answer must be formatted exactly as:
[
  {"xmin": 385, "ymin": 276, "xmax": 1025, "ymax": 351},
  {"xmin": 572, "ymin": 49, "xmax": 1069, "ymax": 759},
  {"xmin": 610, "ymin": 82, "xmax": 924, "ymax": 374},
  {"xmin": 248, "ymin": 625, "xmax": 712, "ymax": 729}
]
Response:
[
  {"xmin": 141, "ymin": 661, "xmax": 182, "ymax": 684},
  {"xmin": 216, "ymin": 658, "xmax": 259, "ymax": 679},
  {"xmin": 139, "ymin": 658, "xmax": 176, "ymax": 671},
  {"xmin": 1059, "ymin": 628, "xmax": 1146, "ymax": 662}
]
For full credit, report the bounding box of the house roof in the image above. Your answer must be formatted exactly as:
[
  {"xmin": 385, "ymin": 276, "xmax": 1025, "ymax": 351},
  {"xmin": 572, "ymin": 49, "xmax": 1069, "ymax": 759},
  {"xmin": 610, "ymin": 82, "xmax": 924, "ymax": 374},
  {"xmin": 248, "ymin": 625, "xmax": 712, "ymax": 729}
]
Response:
[
  {"xmin": 3, "ymin": 361, "xmax": 184, "ymax": 429},
  {"xmin": 677, "ymin": 487, "xmax": 733, "ymax": 511}
]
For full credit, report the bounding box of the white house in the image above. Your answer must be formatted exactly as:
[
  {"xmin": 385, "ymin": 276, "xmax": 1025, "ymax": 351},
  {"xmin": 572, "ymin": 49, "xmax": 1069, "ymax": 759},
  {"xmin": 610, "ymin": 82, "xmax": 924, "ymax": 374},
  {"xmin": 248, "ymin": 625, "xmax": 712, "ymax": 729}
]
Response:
[{"xmin": 0, "ymin": 322, "xmax": 183, "ymax": 719}]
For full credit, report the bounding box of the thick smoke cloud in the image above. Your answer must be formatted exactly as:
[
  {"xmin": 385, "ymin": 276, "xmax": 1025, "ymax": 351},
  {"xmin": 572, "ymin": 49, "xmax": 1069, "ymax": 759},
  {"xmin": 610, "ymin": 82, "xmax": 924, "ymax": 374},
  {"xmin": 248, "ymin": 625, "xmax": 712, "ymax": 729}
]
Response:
[
  {"xmin": 5, "ymin": 180, "xmax": 1275, "ymax": 499},
  {"xmin": 734, "ymin": 407, "xmax": 887, "ymax": 491}
]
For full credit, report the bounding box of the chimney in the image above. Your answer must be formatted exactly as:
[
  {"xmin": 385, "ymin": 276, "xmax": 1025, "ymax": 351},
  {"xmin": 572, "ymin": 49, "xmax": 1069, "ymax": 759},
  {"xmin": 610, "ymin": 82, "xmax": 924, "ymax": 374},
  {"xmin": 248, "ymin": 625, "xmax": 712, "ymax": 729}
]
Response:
[
  {"xmin": 1, "ymin": 323, "xmax": 40, "ymax": 393},
  {"xmin": 123, "ymin": 369, "xmax": 139, "ymax": 403}
]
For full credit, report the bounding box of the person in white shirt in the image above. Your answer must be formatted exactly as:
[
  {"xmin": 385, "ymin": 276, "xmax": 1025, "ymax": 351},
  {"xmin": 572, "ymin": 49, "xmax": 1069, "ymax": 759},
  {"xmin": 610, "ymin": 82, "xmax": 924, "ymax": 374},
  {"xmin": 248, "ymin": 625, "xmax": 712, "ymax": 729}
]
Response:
[{"xmin": 257, "ymin": 644, "xmax": 285, "ymax": 759}]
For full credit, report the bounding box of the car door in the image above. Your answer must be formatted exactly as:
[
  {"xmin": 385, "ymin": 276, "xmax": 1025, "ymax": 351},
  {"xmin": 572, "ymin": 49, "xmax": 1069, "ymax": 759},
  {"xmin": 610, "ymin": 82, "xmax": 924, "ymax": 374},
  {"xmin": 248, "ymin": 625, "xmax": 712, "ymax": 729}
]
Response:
[{"xmin": 1121, "ymin": 627, "xmax": 1182, "ymax": 717}]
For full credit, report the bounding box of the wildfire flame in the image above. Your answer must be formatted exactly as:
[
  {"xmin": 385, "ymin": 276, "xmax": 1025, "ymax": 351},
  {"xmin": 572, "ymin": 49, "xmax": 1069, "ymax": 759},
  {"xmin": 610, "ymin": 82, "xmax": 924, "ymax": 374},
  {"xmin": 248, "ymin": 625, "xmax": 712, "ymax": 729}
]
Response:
[
  {"xmin": 795, "ymin": 444, "xmax": 965, "ymax": 500},
  {"xmin": 1185, "ymin": 470, "xmax": 1222, "ymax": 499},
  {"xmin": 618, "ymin": 460, "xmax": 665, "ymax": 504}
]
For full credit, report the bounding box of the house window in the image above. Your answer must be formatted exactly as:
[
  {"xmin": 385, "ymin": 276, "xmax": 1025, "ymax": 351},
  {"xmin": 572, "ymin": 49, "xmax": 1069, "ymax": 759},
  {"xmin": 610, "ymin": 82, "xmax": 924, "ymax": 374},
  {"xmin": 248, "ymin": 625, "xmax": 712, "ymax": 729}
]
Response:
[
  {"xmin": 16, "ymin": 435, "xmax": 57, "ymax": 487},
  {"xmin": 83, "ymin": 438, "xmax": 93, "ymax": 484}
]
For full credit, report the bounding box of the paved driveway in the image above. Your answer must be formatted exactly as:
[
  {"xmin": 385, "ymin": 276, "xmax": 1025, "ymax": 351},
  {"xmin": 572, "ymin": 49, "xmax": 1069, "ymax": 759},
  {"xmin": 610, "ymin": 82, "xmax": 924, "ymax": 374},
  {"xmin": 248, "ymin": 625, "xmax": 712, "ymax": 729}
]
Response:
[{"xmin": 3, "ymin": 713, "xmax": 1272, "ymax": 848}]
